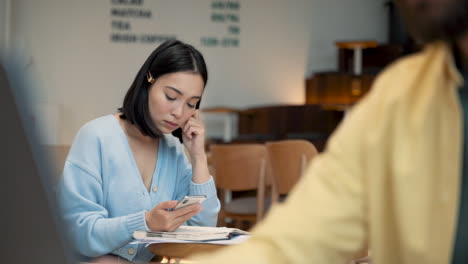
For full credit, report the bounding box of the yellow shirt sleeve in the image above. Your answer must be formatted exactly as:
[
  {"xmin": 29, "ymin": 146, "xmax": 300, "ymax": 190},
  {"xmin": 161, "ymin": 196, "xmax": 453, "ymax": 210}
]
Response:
[
  {"xmin": 193, "ymin": 42, "xmax": 465, "ymax": 264},
  {"xmin": 192, "ymin": 88, "xmax": 384, "ymax": 263}
]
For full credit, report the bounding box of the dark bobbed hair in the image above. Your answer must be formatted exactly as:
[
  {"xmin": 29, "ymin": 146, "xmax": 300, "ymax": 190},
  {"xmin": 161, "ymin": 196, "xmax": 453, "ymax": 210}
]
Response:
[{"xmin": 118, "ymin": 39, "xmax": 208, "ymax": 142}]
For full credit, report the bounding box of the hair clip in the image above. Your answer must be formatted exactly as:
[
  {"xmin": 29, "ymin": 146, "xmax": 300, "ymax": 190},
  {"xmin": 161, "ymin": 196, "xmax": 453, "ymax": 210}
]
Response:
[{"xmin": 146, "ymin": 72, "xmax": 155, "ymax": 84}]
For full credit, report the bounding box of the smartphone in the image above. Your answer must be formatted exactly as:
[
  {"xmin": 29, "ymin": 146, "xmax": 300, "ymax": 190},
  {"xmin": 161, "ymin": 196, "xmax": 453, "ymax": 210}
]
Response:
[{"xmin": 173, "ymin": 195, "xmax": 207, "ymax": 210}]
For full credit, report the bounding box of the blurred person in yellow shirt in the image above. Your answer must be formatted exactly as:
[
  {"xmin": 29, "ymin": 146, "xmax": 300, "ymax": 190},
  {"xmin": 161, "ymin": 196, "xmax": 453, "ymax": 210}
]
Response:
[{"xmin": 195, "ymin": 0, "xmax": 468, "ymax": 263}]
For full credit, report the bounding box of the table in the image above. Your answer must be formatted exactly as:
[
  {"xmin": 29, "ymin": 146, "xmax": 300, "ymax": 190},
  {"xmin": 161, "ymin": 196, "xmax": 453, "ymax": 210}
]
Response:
[
  {"xmin": 149, "ymin": 242, "xmax": 225, "ymax": 259},
  {"xmin": 335, "ymin": 41, "xmax": 378, "ymax": 75},
  {"xmin": 202, "ymin": 107, "xmax": 240, "ymax": 142}
]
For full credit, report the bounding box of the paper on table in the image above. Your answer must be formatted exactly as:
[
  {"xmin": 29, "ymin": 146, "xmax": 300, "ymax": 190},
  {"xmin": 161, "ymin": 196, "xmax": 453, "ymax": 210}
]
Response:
[
  {"xmin": 133, "ymin": 226, "xmax": 249, "ymax": 242},
  {"xmin": 131, "ymin": 234, "xmax": 250, "ymax": 246}
]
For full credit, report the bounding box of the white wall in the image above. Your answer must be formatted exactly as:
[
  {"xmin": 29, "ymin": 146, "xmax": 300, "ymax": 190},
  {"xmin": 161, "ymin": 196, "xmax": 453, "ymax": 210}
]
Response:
[
  {"xmin": 306, "ymin": 0, "xmax": 388, "ymax": 75},
  {"xmin": 6, "ymin": 0, "xmax": 387, "ymax": 144}
]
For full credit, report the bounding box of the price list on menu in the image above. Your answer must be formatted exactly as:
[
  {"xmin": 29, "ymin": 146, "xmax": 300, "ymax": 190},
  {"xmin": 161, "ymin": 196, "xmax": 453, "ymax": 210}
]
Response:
[
  {"xmin": 108, "ymin": 0, "xmax": 240, "ymax": 48},
  {"xmin": 110, "ymin": 0, "xmax": 175, "ymax": 44},
  {"xmin": 201, "ymin": 1, "xmax": 240, "ymax": 47}
]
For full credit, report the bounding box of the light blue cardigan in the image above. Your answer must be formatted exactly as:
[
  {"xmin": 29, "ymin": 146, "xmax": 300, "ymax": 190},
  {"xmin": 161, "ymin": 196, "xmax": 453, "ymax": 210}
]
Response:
[{"xmin": 57, "ymin": 115, "xmax": 220, "ymax": 262}]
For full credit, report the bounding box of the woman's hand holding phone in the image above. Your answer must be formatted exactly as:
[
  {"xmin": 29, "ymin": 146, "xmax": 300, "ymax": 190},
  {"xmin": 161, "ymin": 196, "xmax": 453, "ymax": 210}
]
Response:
[
  {"xmin": 174, "ymin": 195, "xmax": 207, "ymax": 210},
  {"xmin": 145, "ymin": 200, "xmax": 202, "ymax": 232}
]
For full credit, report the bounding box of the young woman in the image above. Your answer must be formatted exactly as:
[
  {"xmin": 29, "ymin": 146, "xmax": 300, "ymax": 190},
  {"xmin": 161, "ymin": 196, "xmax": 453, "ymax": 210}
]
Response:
[{"xmin": 58, "ymin": 40, "xmax": 220, "ymax": 262}]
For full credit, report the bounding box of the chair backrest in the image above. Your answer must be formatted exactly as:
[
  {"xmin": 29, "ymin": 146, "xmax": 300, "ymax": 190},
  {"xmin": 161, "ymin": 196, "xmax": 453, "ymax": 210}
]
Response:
[
  {"xmin": 266, "ymin": 140, "xmax": 318, "ymax": 196},
  {"xmin": 211, "ymin": 144, "xmax": 267, "ymax": 191},
  {"xmin": 1, "ymin": 64, "xmax": 74, "ymax": 264}
]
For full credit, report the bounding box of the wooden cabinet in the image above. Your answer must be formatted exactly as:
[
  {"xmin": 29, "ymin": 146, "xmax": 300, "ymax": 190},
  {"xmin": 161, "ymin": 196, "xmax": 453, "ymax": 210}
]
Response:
[
  {"xmin": 306, "ymin": 72, "xmax": 375, "ymax": 105},
  {"xmin": 236, "ymin": 105, "xmax": 344, "ymax": 151}
]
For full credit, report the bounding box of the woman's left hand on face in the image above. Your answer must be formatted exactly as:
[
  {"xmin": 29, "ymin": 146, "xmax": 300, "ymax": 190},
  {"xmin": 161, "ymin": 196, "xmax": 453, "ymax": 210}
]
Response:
[{"xmin": 182, "ymin": 110, "xmax": 206, "ymax": 159}]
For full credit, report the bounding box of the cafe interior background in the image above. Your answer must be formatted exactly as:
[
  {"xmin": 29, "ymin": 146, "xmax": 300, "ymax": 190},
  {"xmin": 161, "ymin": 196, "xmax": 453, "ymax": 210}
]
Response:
[{"xmin": 1, "ymin": 0, "xmax": 412, "ymax": 230}]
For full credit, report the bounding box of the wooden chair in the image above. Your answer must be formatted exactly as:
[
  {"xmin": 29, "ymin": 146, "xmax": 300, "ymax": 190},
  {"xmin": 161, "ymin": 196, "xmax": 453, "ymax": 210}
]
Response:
[
  {"xmin": 210, "ymin": 144, "xmax": 268, "ymax": 229},
  {"xmin": 265, "ymin": 140, "xmax": 318, "ymax": 203}
]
